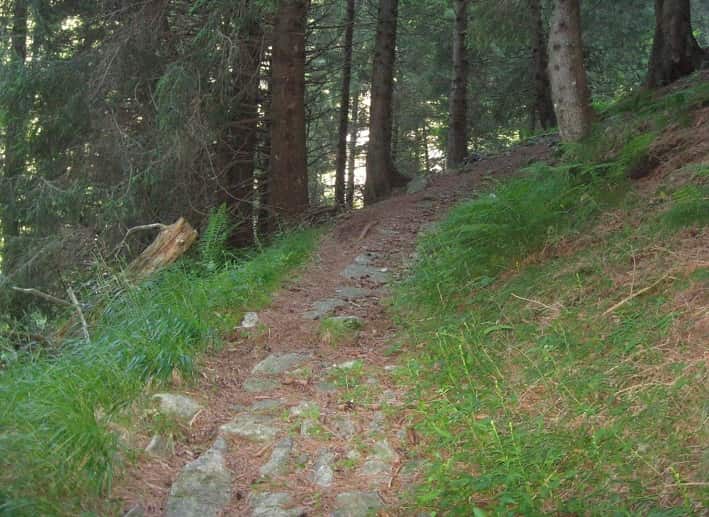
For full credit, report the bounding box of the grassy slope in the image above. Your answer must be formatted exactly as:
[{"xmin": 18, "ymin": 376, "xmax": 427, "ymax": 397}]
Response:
[
  {"xmin": 395, "ymin": 75, "xmax": 708, "ymax": 515},
  {"xmin": 0, "ymin": 230, "xmax": 318, "ymax": 516}
]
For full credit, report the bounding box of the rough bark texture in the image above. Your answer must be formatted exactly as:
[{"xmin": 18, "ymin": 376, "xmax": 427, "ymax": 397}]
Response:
[
  {"xmin": 1, "ymin": 0, "xmax": 28, "ymax": 276},
  {"xmin": 220, "ymin": 8, "xmax": 263, "ymax": 245},
  {"xmin": 364, "ymin": 0, "xmax": 400, "ymax": 204},
  {"xmin": 529, "ymin": 0, "xmax": 557, "ymax": 131},
  {"xmin": 335, "ymin": 0, "xmax": 356, "ymax": 209},
  {"xmin": 346, "ymin": 89, "xmax": 360, "ymax": 209},
  {"xmin": 646, "ymin": 0, "xmax": 706, "ymax": 88},
  {"xmin": 127, "ymin": 218, "xmax": 198, "ymax": 281},
  {"xmin": 446, "ymin": 0, "xmax": 469, "ymax": 168},
  {"xmin": 548, "ymin": 0, "xmax": 593, "ymax": 142},
  {"xmin": 269, "ymin": 0, "xmax": 309, "ymax": 220}
]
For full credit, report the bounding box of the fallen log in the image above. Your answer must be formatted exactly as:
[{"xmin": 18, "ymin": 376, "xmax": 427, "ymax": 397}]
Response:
[{"xmin": 126, "ymin": 217, "xmax": 198, "ymax": 281}]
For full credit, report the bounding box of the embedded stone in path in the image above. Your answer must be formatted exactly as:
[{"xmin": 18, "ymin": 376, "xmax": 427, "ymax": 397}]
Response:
[
  {"xmin": 259, "ymin": 437, "xmax": 294, "ymax": 477},
  {"xmin": 243, "ymin": 377, "xmax": 281, "ymax": 393},
  {"xmin": 332, "ymin": 491, "xmax": 383, "ymax": 517},
  {"xmin": 359, "ymin": 439, "xmax": 399, "ymax": 482},
  {"xmin": 312, "ymin": 449, "xmax": 335, "ymax": 487},
  {"xmin": 302, "ymin": 298, "xmax": 346, "ymax": 320},
  {"xmin": 251, "ymin": 492, "xmax": 306, "ymax": 517},
  {"xmin": 341, "ymin": 263, "xmax": 390, "ymax": 284},
  {"xmin": 353, "ymin": 252, "xmax": 380, "ymax": 265},
  {"xmin": 290, "ymin": 401, "xmax": 319, "ymax": 417},
  {"xmin": 252, "ymin": 353, "xmax": 309, "ymax": 375},
  {"xmin": 331, "ymin": 415, "xmax": 357, "ymax": 439},
  {"xmin": 165, "ymin": 437, "xmax": 232, "ymax": 517},
  {"xmin": 220, "ymin": 414, "xmax": 279, "ymax": 441},
  {"xmin": 145, "ymin": 433, "xmax": 174, "ymax": 458},
  {"xmin": 239, "ymin": 311, "xmax": 259, "ymax": 329},
  {"xmin": 327, "ymin": 315, "xmax": 364, "ymax": 330},
  {"xmin": 334, "ymin": 286, "xmax": 377, "ymax": 300},
  {"xmin": 251, "ymin": 399, "xmax": 284, "ymax": 413},
  {"xmin": 152, "ymin": 393, "xmax": 203, "ymax": 421}
]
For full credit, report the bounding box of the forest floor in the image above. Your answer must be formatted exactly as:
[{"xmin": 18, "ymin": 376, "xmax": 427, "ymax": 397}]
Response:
[{"xmin": 113, "ymin": 141, "xmax": 553, "ymax": 516}]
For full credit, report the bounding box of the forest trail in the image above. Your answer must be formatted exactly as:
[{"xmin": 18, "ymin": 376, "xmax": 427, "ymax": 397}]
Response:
[{"xmin": 115, "ymin": 141, "xmax": 552, "ymax": 516}]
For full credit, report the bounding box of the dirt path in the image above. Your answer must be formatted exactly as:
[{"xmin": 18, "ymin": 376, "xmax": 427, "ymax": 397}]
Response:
[{"xmin": 114, "ymin": 142, "xmax": 552, "ymax": 517}]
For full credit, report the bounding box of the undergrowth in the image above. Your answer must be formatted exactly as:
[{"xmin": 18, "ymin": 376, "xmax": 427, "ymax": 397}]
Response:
[
  {"xmin": 395, "ymin": 76, "xmax": 708, "ymax": 514},
  {"xmin": 0, "ymin": 229, "xmax": 318, "ymax": 515}
]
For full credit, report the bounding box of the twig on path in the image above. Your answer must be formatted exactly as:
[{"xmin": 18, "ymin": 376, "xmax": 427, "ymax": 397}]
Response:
[
  {"xmin": 357, "ymin": 221, "xmax": 377, "ymax": 241},
  {"xmin": 603, "ymin": 275, "xmax": 671, "ymax": 316}
]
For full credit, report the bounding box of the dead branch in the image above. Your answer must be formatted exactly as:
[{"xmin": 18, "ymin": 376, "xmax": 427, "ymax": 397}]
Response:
[
  {"xmin": 11, "ymin": 287, "xmax": 73, "ymax": 307},
  {"xmin": 113, "ymin": 222, "xmax": 168, "ymax": 257},
  {"xmin": 67, "ymin": 287, "xmax": 90, "ymax": 344},
  {"xmin": 603, "ymin": 275, "xmax": 671, "ymax": 316}
]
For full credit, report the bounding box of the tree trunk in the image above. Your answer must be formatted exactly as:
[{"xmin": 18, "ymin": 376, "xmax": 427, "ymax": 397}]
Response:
[
  {"xmin": 548, "ymin": 0, "xmax": 593, "ymax": 142},
  {"xmin": 646, "ymin": 0, "xmax": 706, "ymax": 88},
  {"xmin": 364, "ymin": 0, "xmax": 401, "ymax": 204},
  {"xmin": 446, "ymin": 0, "xmax": 469, "ymax": 168},
  {"xmin": 346, "ymin": 89, "xmax": 360, "ymax": 208},
  {"xmin": 529, "ymin": 0, "xmax": 556, "ymax": 131},
  {"xmin": 269, "ymin": 0, "xmax": 309, "ymax": 220},
  {"xmin": 221, "ymin": 10, "xmax": 263, "ymax": 245},
  {"xmin": 334, "ymin": 0, "xmax": 356, "ymax": 209},
  {"xmin": 1, "ymin": 0, "xmax": 28, "ymax": 276}
]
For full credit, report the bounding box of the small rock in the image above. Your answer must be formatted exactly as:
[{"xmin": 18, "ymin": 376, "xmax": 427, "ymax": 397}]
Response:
[
  {"xmin": 353, "ymin": 252, "xmax": 379, "ymax": 265},
  {"xmin": 290, "ymin": 401, "xmax": 319, "ymax": 417},
  {"xmin": 315, "ymin": 381, "xmax": 338, "ymax": 394},
  {"xmin": 165, "ymin": 438, "xmax": 231, "ymax": 517},
  {"xmin": 220, "ymin": 414, "xmax": 279, "ymax": 441},
  {"xmin": 152, "ymin": 393, "xmax": 203, "ymax": 421},
  {"xmin": 252, "ymin": 353, "xmax": 309, "ymax": 375},
  {"xmin": 243, "ymin": 377, "xmax": 280, "ymax": 393},
  {"xmin": 259, "ymin": 437, "xmax": 293, "ymax": 477},
  {"xmin": 380, "ymin": 390, "xmax": 401, "ymax": 406},
  {"xmin": 251, "ymin": 492, "xmax": 306, "ymax": 517},
  {"xmin": 303, "ymin": 298, "xmax": 347, "ymax": 320},
  {"xmin": 406, "ymin": 175, "xmax": 429, "ymax": 194},
  {"xmin": 331, "ymin": 415, "xmax": 357, "ymax": 438},
  {"xmin": 334, "ymin": 287, "xmax": 376, "ymax": 300},
  {"xmin": 332, "ymin": 491, "xmax": 383, "ymax": 517},
  {"xmin": 251, "ymin": 399, "xmax": 283, "ymax": 413},
  {"xmin": 359, "ymin": 440, "xmax": 398, "ymax": 481},
  {"xmin": 368, "ymin": 412, "xmax": 385, "ymax": 434},
  {"xmin": 312, "ymin": 449, "xmax": 335, "ymax": 487},
  {"xmin": 239, "ymin": 312, "xmax": 259, "ymax": 328},
  {"xmin": 123, "ymin": 505, "xmax": 144, "ymax": 517},
  {"xmin": 145, "ymin": 434, "xmax": 174, "ymax": 458},
  {"xmin": 332, "ymin": 359, "xmax": 362, "ymax": 370},
  {"xmin": 341, "ymin": 264, "xmax": 390, "ymax": 284}
]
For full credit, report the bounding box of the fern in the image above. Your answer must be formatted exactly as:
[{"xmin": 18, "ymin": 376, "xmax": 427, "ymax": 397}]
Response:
[{"xmin": 199, "ymin": 204, "xmax": 232, "ymax": 270}]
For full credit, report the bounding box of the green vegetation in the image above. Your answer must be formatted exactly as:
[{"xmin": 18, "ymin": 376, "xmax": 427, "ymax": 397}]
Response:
[
  {"xmin": 0, "ymin": 229, "xmax": 318, "ymax": 516},
  {"xmin": 394, "ymin": 81, "xmax": 708, "ymax": 514},
  {"xmin": 319, "ymin": 316, "xmax": 363, "ymax": 347}
]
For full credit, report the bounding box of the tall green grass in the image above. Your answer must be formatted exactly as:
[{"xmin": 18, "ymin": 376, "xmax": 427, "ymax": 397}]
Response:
[{"xmin": 0, "ymin": 229, "xmax": 318, "ymax": 515}]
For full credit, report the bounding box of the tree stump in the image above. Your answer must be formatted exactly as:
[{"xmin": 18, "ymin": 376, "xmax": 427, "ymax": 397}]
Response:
[{"xmin": 127, "ymin": 217, "xmax": 198, "ymax": 281}]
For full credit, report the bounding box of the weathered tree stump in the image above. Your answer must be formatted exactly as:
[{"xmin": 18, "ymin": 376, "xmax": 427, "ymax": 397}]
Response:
[{"xmin": 127, "ymin": 217, "xmax": 198, "ymax": 281}]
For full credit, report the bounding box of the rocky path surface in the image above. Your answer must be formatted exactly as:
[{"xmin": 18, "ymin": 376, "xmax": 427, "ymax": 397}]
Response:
[{"xmin": 115, "ymin": 142, "xmax": 552, "ymax": 516}]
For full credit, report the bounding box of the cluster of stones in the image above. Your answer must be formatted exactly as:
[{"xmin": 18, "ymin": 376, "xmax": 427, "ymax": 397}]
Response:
[{"xmin": 137, "ymin": 252, "xmax": 407, "ymax": 516}]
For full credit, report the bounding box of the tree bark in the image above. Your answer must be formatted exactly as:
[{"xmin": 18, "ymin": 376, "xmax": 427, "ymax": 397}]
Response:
[
  {"xmin": 646, "ymin": 0, "xmax": 706, "ymax": 88},
  {"xmin": 529, "ymin": 0, "xmax": 556, "ymax": 131},
  {"xmin": 221, "ymin": 8, "xmax": 263, "ymax": 245},
  {"xmin": 364, "ymin": 0, "xmax": 402, "ymax": 204},
  {"xmin": 446, "ymin": 0, "xmax": 469, "ymax": 168},
  {"xmin": 334, "ymin": 0, "xmax": 356, "ymax": 209},
  {"xmin": 1, "ymin": 0, "xmax": 28, "ymax": 276},
  {"xmin": 346, "ymin": 89, "xmax": 360, "ymax": 208},
  {"xmin": 548, "ymin": 0, "xmax": 593, "ymax": 142},
  {"xmin": 269, "ymin": 0, "xmax": 309, "ymax": 220}
]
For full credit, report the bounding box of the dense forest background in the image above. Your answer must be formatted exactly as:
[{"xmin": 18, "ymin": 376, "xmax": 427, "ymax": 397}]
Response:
[{"xmin": 0, "ymin": 0, "xmax": 707, "ymax": 329}]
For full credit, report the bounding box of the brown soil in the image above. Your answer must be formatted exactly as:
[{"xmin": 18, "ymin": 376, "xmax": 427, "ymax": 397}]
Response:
[{"xmin": 110, "ymin": 141, "xmax": 552, "ymax": 516}]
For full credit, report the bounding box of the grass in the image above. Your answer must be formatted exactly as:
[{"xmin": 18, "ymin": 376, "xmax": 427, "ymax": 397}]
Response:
[
  {"xmin": 394, "ymin": 77, "xmax": 708, "ymax": 515},
  {"xmin": 0, "ymin": 229, "xmax": 318, "ymax": 516},
  {"xmin": 319, "ymin": 316, "xmax": 363, "ymax": 347}
]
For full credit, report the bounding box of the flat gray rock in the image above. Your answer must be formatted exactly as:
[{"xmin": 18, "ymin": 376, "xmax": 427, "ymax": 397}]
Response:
[
  {"xmin": 303, "ymin": 298, "xmax": 346, "ymax": 320},
  {"xmin": 251, "ymin": 492, "xmax": 306, "ymax": 517},
  {"xmin": 251, "ymin": 399, "xmax": 284, "ymax": 413},
  {"xmin": 239, "ymin": 312, "xmax": 259, "ymax": 328},
  {"xmin": 152, "ymin": 393, "xmax": 203, "ymax": 421},
  {"xmin": 334, "ymin": 286, "xmax": 377, "ymax": 300},
  {"xmin": 290, "ymin": 401, "xmax": 319, "ymax": 417},
  {"xmin": 260, "ymin": 437, "xmax": 293, "ymax": 477},
  {"xmin": 252, "ymin": 353, "xmax": 309, "ymax": 375},
  {"xmin": 341, "ymin": 264, "xmax": 390, "ymax": 284},
  {"xmin": 312, "ymin": 449, "xmax": 335, "ymax": 487},
  {"xmin": 220, "ymin": 414, "xmax": 279, "ymax": 441},
  {"xmin": 166, "ymin": 438, "xmax": 232, "ymax": 517},
  {"xmin": 359, "ymin": 440, "xmax": 398, "ymax": 481},
  {"xmin": 243, "ymin": 377, "xmax": 280, "ymax": 393},
  {"xmin": 332, "ymin": 492, "xmax": 383, "ymax": 517},
  {"xmin": 145, "ymin": 434, "xmax": 174, "ymax": 458},
  {"xmin": 331, "ymin": 415, "xmax": 357, "ymax": 438},
  {"xmin": 406, "ymin": 175, "xmax": 430, "ymax": 194},
  {"xmin": 326, "ymin": 315, "xmax": 364, "ymax": 330},
  {"xmin": 353, "ymin": 252, "xmax": 380, "ymax": 265}
]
